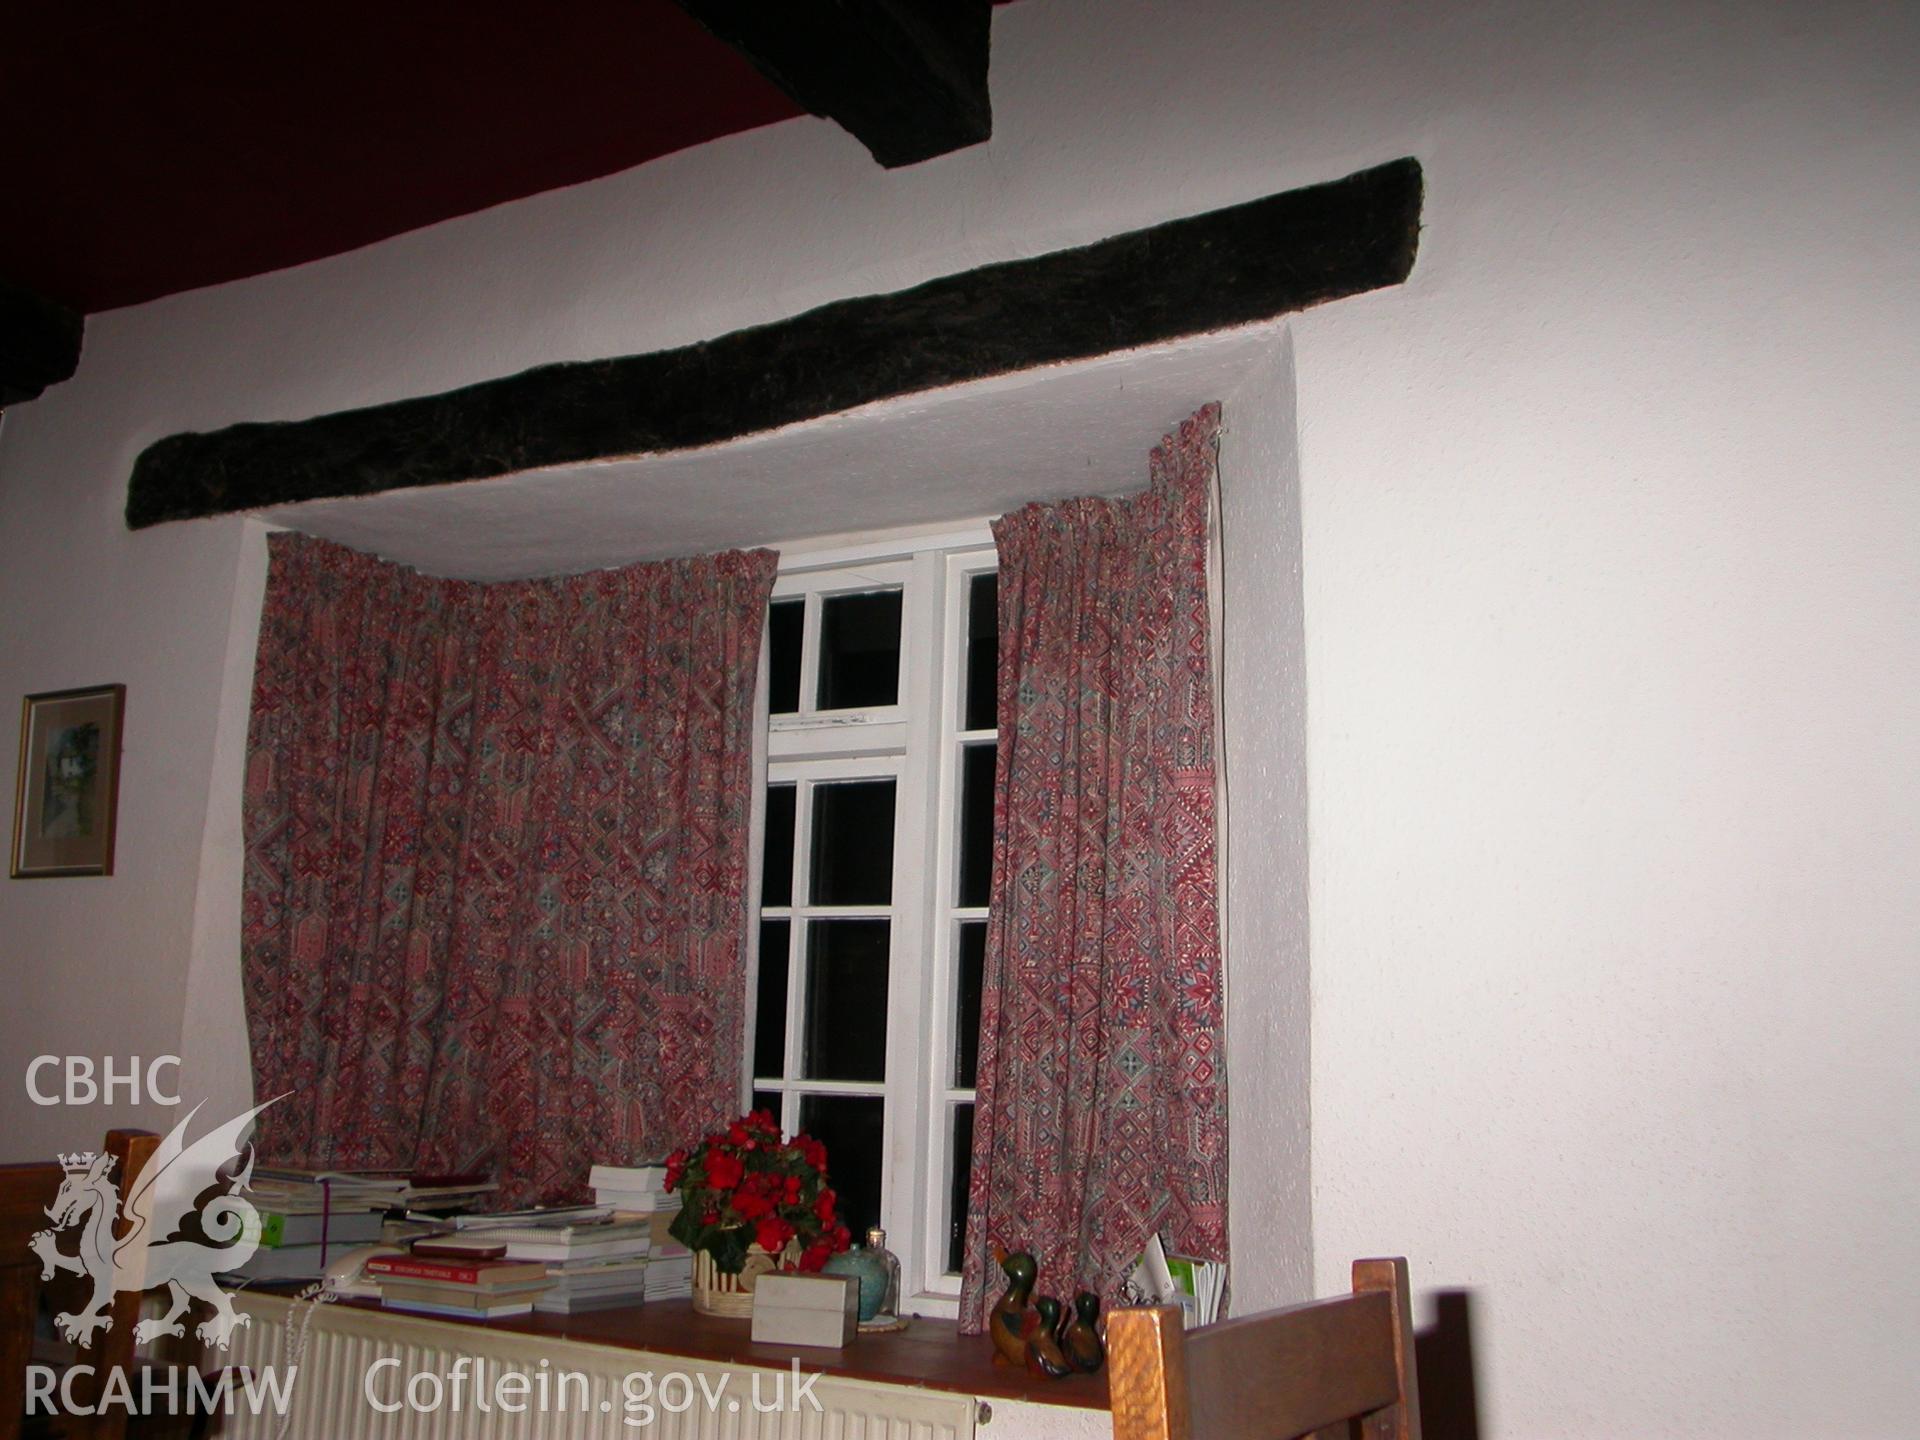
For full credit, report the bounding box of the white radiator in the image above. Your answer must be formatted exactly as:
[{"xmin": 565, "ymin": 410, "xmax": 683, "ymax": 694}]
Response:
[{"xmin": 215, "ymin": 1294, "xmax": 978, "ymax": 1440}]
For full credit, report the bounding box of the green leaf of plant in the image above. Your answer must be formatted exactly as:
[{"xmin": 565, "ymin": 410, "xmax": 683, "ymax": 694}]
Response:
[{"xmin": 707, "ymin": 1224, "xmax": 751, "ymax": 1276}]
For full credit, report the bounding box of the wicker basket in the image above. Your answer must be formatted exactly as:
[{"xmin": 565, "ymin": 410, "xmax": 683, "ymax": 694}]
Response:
[{"xmin": 692, "ymin": 1241, "xmax": 800, "ymax": 1318}]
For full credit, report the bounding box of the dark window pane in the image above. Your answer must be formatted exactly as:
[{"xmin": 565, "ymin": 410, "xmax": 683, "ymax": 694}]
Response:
[
  {"xmin": 754, "ymin": 919, "xmax": 790, "ymax": 1079},
  {"xmin": 803, "ymin": 920, "xmax": 890, "ymax": 1081},
  {"xmin": 811, "ymin": 779, "xmax": 896, "ymax": 905},
  {"xmin": 964, "ymin": 573, "xmax": 999, "ymax": 731},
  {"xmin": 947, "ymin": 1104, "xmax": 975, "ymax": 1275},
  {"xmin": 958, "ymin": 743, "xmax": 996, "ymax": 908},
  {"xmin": 817, "ymin": 590, "xmax": 902, "ymax": 710},
  {"xmin": 752, "ymin": 1090, "xmax": 783, "ymax": 1130},
  {"xmin": 954, "ymin": 921, "xmax": 986, "ymax": 1088},
  {"xmin": 800, "ymin": 1094, "xmax": 885, "ymax": 1241},
  {"xmin": 768, "ymin": 599, "xmax": 803, "ymax": 714},
  {"xmin": 762, "ymin": 784, "xmax": 796, "ymax": 908}
]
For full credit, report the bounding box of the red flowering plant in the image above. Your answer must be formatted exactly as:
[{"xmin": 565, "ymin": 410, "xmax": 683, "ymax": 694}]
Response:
[{"xmin": 665, "ymin": 1110, "xmax": 852, "ymax": 1275}]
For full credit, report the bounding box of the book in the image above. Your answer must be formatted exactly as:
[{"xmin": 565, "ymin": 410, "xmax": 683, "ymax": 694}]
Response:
[
  {"xmin": 396, "ymin": 1179, "xmax": 499, "ymax": 1207},
  {"xmin": 479, "ymin": 1215, "xmax": 643, "ymax": 1243},
  {"xmin": 551, "ymin": 1269, "xmax": 650, "ymax": 1292},
  {"xmin": 252, "ymin": 1168, "xmax": 409, "ymax": 1201},
  {"xmin": 247, "ymin": 1188, "xmax": 392, "ymax": 1217},
  {"xmin": 546, "ymin": 1255, "xmax": 650, "ymax": 1277},
  {"xmin": 363, "ymin": 1255, "xmax": 549, "ymax": 1287},
  {"xmin": 376, "ymin": 1277, "xmax": 553, "ymax": 1306},
  {"xmin": 253, "ymin": 1166, "xmax": 408, "ymax": 1187},
  {"xmin": 533, "ymin": 1288, "xmax": 649, "ymax": 1314},
  {"xmin": 1164, "ymin": 1252, "xmax": 1227, "ymax": 1326},
  {"xmin": 502, "ymin": 1232, "xmax": 651, "ymax": 1263},
  {"xmin": 382, "ymin": 1297, "xmax": 536, "ymax": 1320},
  {"xmin": 595, "ymin": 1192, "xmax": 666, "ymax": 1212},
  {"xmin": 253, "ymin": 1166, "xmax": 491, "ymax": 1206},
  {"xmin": 447, "ymin": 1204, "xmax": 611, "ymax": 1231},
  {"xmin": 546, "ymin": 1262, "xmax": 649, "ymax": 1288},
  {"xmin": 1127, "ymin": 1233, "xmax": 1227, "ymax": 1327},
  {"xmin": 591, "ymin": 1162, "xmax": 679, "ymax": 1221},
  {"xmin": 253, "ymin": 1208, "xmax": 387, "ymax": 1249},
  {"xmin": 643, "ymin": 1253, "xmax": 692, "ymax": 1299},
  {"xmin": 588, "ymin": 1163, "xmax": 669, "ymax": 1190},
  {"xmin": 410, "ymin": 1238, "xmax": 509, "ymax": 1261}
]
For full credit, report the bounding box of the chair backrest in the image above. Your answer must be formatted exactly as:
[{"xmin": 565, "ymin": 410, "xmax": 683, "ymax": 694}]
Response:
[
  {"xmin": 0, "ymin": 1130, "xmax": 160, "ymax": 1440},
  {"xmin": 0, "ymin": 1160, "xmax": 65, "ymax": 1440},
  {"xmin": 1108, "ymin": 1256, "xmax": 1422, "ymax": 1440}
]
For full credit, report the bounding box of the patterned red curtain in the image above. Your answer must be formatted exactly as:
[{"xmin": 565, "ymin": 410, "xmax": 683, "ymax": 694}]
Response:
[
  {"xmin": 241, "ymin": 534, "xmax": 777, "ymax": 1205},
  {"xmin": 958, "ymin": 403, "xmax": 1229, "ymax": 1330}
]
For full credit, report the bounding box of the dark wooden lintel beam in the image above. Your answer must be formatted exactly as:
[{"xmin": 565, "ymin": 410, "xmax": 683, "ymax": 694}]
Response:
[
  {"xmin": 0, "ymin": 280, "xmax": 84, "ymax": 407},
  {"xmin": 125, "ymin": 158, "xmax": 1423, "ymax": 529},
  {"xmin": 673, "ymin": 0, "xmax": 992, "ymax": 168}
]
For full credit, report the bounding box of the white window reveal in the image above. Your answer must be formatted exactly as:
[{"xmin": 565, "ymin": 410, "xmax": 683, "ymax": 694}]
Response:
[{"xmin": 747, "ymin": 530, "xmax": 998, "ymax": 1317}]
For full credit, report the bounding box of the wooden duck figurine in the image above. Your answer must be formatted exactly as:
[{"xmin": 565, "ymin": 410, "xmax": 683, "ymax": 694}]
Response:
[
  {"xmin": 1024, "ymin": 1296, "xmax": 1074, "ymax": 1378},
  {"xmin": 988, "ymin": 1244, "xmax": 1038, "ymax": 1368},
  {"xmin": 1060, "ymin": 1291, "xmax": 1105, "ymax": 1374}
]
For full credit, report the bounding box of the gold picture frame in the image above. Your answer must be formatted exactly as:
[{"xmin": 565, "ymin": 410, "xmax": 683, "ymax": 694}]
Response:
[{"xmin": 10, "ymin": 684, "xmax": 125, "ymax": 878}]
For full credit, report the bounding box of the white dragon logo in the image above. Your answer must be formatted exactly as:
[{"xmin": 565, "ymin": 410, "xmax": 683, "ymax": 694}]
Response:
[{"xmin": 29, "ymin": 1097, "xmax": 280, "ymax": 1350}]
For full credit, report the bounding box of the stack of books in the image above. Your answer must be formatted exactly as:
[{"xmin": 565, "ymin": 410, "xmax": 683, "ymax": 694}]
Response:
[
  {"xmin": 252, "ymin": 1166, "xmax": 410, "ymax": 1211},
  {"xmin": 223, "ymin": 1168, "xmax": 504, "ymax": 1280},
  {"xmin": 367, "ymin": 1244, "xmax": 553, "ymax": 1318},
  {"xmin": 590, "ymin": 1163, "xmax": 691, "ymax": 1302},
  {"xmin": 588, "ymin": 1162, "xmax": 672, "ymax": 1213},
  {"xmin": 226, "ymin": 1168, "xmax": 404, "ymax": 1280},
  {"xmin": 533, "ymin": 1255, "xmax": 653, "ymax": 1314},
  {"xmin": 446, "ymin": 1206, "xmax": 654, "ymax": 1313},
  {"xmin": 642, "ymin": 1252, "xmax": 693, "ymax": 1302},
  {"xmin": 497, "ymin": 1215, "xmax": 652, "ymax": 1265},
  {"xmin": 229, "ymin": 1206, "xmax": 389, "ymax": 1279}
]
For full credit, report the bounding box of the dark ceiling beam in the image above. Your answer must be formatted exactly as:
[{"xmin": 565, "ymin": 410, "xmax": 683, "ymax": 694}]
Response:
[
  {"xmin": 125, "ymin": 158, "xmax": 1424, "ymax": 529},
  {"xmin": 671, "ymin": 0, "xmax": 991, "ymax": 168},
  {"xmin": 0, "ymin": 280, "xmax": 84, "ymax": 407}
]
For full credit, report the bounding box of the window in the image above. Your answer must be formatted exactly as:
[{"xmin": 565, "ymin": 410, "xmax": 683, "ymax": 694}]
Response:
[{"xmin": 745, "ymin": 530, "xmax": 997, "ymax": 1316}]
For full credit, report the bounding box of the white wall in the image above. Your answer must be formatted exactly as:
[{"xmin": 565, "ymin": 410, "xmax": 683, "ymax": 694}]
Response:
[
  {"xmin": 1217, "ymin": 334, "xmax": 1314, "ymax": 1314},
  {"xmin": 1, "ymin": 1, "xmax": 1914, "ymax": 1434},
  {"xmin": 0, "ymin": 374, "xmax": 248, "ymax": 1146},
  {"xmin": 1285, "ymin": 5, "xmax": 1919, "ymax": 1433}
]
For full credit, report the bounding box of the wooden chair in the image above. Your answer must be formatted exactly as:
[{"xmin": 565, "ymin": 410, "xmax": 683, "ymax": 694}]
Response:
[
  {"xmin": 0, "ymin": 1130, "xmax": 179, "ymax": 1440},
  {"xmin": 1108, "ymin": 1257, "xmax": 1422, "ymax": 1440},
  {"xmin": 0, "ymin": 1159, "xmax": 64, "ymax": 1440}
]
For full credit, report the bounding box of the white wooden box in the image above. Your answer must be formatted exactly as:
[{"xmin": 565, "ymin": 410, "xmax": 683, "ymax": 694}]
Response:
[{"xmin": 750, "ymin": 1272, "xmax": 859, "ymax": 1348}]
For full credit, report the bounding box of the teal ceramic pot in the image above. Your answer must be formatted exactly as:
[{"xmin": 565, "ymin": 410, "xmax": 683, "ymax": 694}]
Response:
[{"xmin": 822, "ymin": 1244, "xmax": 888, "ymax": 1322}]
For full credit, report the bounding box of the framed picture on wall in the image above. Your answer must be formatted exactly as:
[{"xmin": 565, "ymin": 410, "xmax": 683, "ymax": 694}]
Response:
[{"xmin": 10, "ymin": 684, "xmax": 126, "ymax": 878}]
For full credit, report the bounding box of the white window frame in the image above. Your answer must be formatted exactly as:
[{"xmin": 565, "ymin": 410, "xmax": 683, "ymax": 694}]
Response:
[
  {"xmin": 919, "ymin": 545, "xmax": 997, "ymax": 1304},
  {"xmin": 744, "ymin": 524, "xmax": 995, "ymax": 1319}
]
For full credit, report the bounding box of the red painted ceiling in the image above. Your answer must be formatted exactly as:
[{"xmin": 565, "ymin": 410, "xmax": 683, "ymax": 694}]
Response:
[{"xmin": 2, "ymin": 1, "xmax": 809, "ymax": 314}]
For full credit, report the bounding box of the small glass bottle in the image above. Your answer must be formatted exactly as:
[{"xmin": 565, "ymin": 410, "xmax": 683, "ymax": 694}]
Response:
[{"xmin": 866, "ymin": 1225, "xmax": 902, "ymax": 1319}]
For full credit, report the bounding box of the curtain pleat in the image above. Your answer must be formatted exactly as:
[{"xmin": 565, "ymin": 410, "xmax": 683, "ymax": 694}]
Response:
[
  {"xmin": 958, "ymin": 402, "xmax": 1230, "ymax": 1330},
  {"xmin": 242, "ymin": 534, "xmax": 777, "ymax": 1204}
]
